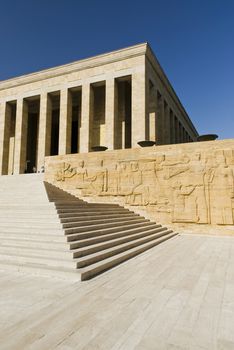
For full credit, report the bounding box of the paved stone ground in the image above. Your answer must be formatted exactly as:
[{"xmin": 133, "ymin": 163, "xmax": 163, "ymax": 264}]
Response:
[{"xmin": 0, "ymin": 233, "xmax": 234, "ymax": 350}]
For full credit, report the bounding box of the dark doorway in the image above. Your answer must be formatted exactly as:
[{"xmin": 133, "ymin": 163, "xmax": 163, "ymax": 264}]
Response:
[
  {"xmin": 26, "ymin": 112, "xmax": 39, "ymax": 173},
  {"xmin": 51, "ymin": 109, "xmax": 59, "ymax": 156},
  {"xmin": 124, "ymin": 80, "xmax": 132, "ymax": 148},
  {"xmin": 50, "ymin": 93, "xmax": 60, "ymax": 156},
  {"xmin": 116, "ymin": 77, "xmax": 132, "ymax": 149},
  {"xmin": 71, "ymin": 89, "xmax": 81, "ymax": 154},
  {"xmin": 25, "ymin": 99, "xmax": 40, "ymax": 173}
]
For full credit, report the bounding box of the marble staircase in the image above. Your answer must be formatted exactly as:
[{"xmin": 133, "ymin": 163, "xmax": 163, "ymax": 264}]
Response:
[{"xmin": 0, "ymin": 174, "xmax": 178, "ymax": 280}]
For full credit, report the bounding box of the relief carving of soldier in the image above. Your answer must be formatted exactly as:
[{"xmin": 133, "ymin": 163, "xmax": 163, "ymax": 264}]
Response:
[
  {"xmin": 125, "ymin": 161, "xmax": 143, "ymax": 205},
  {"xmin": 77, "ymin": 160, "xmax": 107, "ymax": 196},
  {"xmin": 55, "ymin": 162, "xmax": 77, "ymax": 182},
  {"xmin": 75, "ymin": 160, "xmax": 89, "ymax": 190},
  {"xmin": 208, "ymin": 151, "xmax": 234, "ymax": 225},
  {"xmin": 170, "ymin": 152, "xmax": 208, "ymax": 223}
]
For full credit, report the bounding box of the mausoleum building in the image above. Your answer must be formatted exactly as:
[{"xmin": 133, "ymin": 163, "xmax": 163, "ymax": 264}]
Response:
[
  {"xmin": 0, "ymin": 43, "xmax": 198, "ymax": 175},
  {"xmin": 0, "ymin": 43, "xmax": 233, "ymax": 282}
]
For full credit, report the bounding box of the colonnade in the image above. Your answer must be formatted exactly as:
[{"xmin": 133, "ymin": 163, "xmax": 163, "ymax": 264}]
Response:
[
  {"xmin": 0, "ymin": 74, "xmax": 147, "ymax": 175},
  {"xmin": 0, "ymin": 73, "xmax": 193, "ymax": 175}
]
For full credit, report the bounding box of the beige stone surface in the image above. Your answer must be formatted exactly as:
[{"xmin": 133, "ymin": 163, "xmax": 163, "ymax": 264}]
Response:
[
  {"xmin": 14, "ymin": 98, "xmax": 28, "ymax": 174},
  {"xmin": 0, "ymin": 233, "xmax": 234, "ymax": 349},
  {"xmin": 0, "ymin": 102, "xmax": 11, "ymax": 174},
  {"xmin": 131, "ymin": 67, "xmax": 147, "ymax": 147},
  {"xmin": 45, "ymin": 139, "xmax": 234, "ymax": 230},
  {"xmin": 0, "ymin": 43, "xmax": 198, "ymax": 175},
  {"xmin": 59, "ymin": 88, "xmax": 72, "ymax": 155},
  {"xmin": 105, "ymin": 78, "xmax": 117, "ymax": 150},
  {"xmin": 79, "ymin": 83, "xmax": 93, "ymax": 153},
  {"xmin": 37, "ymin": 93, "xmax": 52, "ymax": 169}
]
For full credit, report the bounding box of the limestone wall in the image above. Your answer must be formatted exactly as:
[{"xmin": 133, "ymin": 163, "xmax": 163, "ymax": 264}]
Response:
[{"xmin": 44, "ymin": 139, "xmax": 234, "ymax": 231}]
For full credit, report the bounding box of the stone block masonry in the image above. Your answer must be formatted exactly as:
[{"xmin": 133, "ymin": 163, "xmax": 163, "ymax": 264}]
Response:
[
  {"xmin": 45, "ymin": 139, "xmax": 234, "ymax": 231},
  {"xmin": 0, "ymin": 43, "xmax": 198, "ymax": 175}
]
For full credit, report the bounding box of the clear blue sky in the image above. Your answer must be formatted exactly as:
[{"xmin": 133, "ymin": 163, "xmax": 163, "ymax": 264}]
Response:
[{"xmin": 0, "ymin": 0, "xmax": 233, "ymax": 139}]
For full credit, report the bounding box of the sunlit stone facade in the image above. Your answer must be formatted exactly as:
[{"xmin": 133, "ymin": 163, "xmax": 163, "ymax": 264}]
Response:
[{"xmin": 0, "ymin": 43, "xmax": 198, "ymax": 175}]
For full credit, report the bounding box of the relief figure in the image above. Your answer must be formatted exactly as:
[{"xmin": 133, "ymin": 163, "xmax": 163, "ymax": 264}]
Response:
[
  {"xmin": 208, "ymin": 152, "xmax": 234, "ymax": 225},
  {"xmin": 171, "ymin": 153, "xmax": 208, "ymax": 223},
  {"xmin": 55, "ymin": 163, "xmax": 77, "ymax": 182}
]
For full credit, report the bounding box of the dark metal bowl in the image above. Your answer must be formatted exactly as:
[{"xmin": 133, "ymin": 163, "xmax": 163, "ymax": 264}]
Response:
[
  {"xmin": 197, "ymin": 134, "xmax": 218, "ymax": 142},
  {"xmin": 137, "ymin": 140, "xmax": 156, "ymax": 147},
  {"xmin": 91, "ymin": 146, "xmax": 108, "ymax": 152}
]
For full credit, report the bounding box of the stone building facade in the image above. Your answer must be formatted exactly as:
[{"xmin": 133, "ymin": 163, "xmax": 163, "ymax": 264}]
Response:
[{"xmin": 0, "ymin": 43, "xmax": 198, "ymax": 175}]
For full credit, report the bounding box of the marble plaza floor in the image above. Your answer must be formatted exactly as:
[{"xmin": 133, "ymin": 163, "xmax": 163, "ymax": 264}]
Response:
[{"xmin": 0, "ymin": 233, "xmax": 234, "ymax": 350}]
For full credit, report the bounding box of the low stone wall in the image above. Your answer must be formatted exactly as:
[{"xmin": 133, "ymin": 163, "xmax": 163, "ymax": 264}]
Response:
[{"xmin": 45, "ymin": 139, "xmax": 234, "ymax": 233}]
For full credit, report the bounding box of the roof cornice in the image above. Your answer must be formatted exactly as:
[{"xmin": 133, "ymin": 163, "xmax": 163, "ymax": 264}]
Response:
[{"xmin": 0, "ymin": 43, "xmax": 147, "ymax": 91}]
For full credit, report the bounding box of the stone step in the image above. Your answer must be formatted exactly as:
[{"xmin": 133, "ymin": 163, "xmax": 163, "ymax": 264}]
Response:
[
  {"xmin": 0, "ymin": 244, "xmax": 72, "ymax": 259},
  {"xmin": 0, "ymin": 221, "xmax": 61, "ymax": 228},
  {"xmin": 0, "ymin": 174, "xmax": 43, "ymax": 179},
  {"xmin": 0, "ymin": 211, "xmax": 60, "ymax": 222},
  {"xmin": 0, "ymin": 232, "xmax": 66, "ymax": 242},
  {"xmin": 56, "ymin": 205, "xmax": 129, "ymax": 215},
  {"xmin": 51, "ymin": 200, "xmax": 85, "ymax": 204},
  {"xmin": 64, "ymin": 218, "xmax": 149, "ymax": 234},
  {"xmin": 66, "ymin": 222, "xmax": 158, "ymax": 241},
  {"xmin": 75, "ymin": 229, "xmax": 175, "ymax": 268},
  {"xmin": 69, "ymin": 224, "xmax": 163, "ymax": 249},
  {"xmin": 71, "ymin": 226, "xmax": 169, "ymax": 258},
  {"xmin": 0, "ymin": 210, "xmax": 58, "ymax": 216},
  {"xmin": 0, "ymin": 261, "xmax": 80, "ymax": 280},
  {"xmin": 55, "ymin": 203, "xmax": 129, "ymax": 209},
  {"xmin": 0, "ymin": 238, "xmax": 68, "ymax": 249},
  {"xmin": 0, "ymin": 252, "xmax": 76, "ymax": 269},
  {"xmin": 0, "ymin": 205, "xmax": 55, "ymax": 210},
  {"xmin": 0, "ymin": 177, "xmax": 179, "ymax": 281},
  {"xmin": 58, "ymin": 211, "xmax": 134, "ymax": 219},
  {"xmin": 78, "ymin": 232, "xmax": 178, "ymax": 280},
  {"xmin": 62, "ymin": 215, "xmax": 141, "ymax": 229},
  {"xmin": 0, "ymin": 198, "xmax": 49, "ymax": 203},
  {"xmin": 0, "ymin": 227, "xmax": 63, "ymax": 234},
  {"xmin": 55, "ymin": 202, "xmax": 119, "ymax": 207},
  {"xmin": 60, "ymin": 213, "xmax": 139, "ymax": 223},
  {"xmin": 57, "ymin": 208, "xmax": 134, "ymax": 216},
  {"xmin": 0, "ymin": 189, "xmax": 46, "ymax": 193}
]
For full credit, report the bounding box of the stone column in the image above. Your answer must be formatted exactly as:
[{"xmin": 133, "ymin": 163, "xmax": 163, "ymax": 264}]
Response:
[
  {"xmin": 37, "ymin": 93, "xmax": 52, "ymax": 170},
  {"xmin": 131, "ymin": 72, "xmax": 147, "ymax": 147},
  {"xmin": 14, "ymin": 98, "xmax": 28, "ymax": 174},
  {"xmin": 59, "ymin": 89, "xmax": 72, "ymax": 155},
  {"xmin": 80, "ymin": 83, "xmax": 94, "ymax": 153},
  {"xmin": 149, "ymin": 109, "xmax": 156, "ymax": 141},
  {"xmin": 105, "ymin": 78, "xmax": 117, "ymax": 150},
  {"xmin": 149, "ymin": 86, "xmax": 157, "ymax": 142},
  {"xmin": 156, "ymin": 92, "xmax": 164, "ymax": 145},
  {"xmin": 0, "ymin": 102, "xmax": 11, "ymax": 175}
]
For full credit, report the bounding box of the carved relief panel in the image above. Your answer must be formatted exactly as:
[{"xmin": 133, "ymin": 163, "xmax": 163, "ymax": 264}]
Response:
[{"xmin": 51, "ymin": 147, "xmax": 234, "ymax": 226}]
